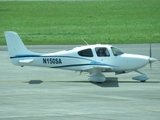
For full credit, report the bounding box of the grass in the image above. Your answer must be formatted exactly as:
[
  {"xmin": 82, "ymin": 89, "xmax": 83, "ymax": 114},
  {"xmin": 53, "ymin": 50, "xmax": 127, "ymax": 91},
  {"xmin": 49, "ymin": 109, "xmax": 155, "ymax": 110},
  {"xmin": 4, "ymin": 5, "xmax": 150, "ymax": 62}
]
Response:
[{"xmin": 0, "ymin": 0, "xmax": 160, "ymax": 45}]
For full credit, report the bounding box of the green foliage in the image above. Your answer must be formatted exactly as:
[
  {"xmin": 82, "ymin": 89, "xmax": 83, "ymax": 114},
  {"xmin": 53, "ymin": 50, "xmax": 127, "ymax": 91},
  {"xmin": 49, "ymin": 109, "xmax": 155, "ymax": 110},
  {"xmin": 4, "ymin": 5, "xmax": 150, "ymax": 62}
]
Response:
[{"xmin": 0, "ymin": 0, "xmax": 160, "ymax": 45}]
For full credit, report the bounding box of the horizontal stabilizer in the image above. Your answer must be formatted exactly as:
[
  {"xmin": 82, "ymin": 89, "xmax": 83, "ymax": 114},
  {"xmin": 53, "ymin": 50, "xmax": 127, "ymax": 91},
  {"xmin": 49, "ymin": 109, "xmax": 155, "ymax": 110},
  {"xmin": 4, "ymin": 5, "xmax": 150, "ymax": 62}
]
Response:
[{"xmin": 19, "ymin": 59, "xmax": 34, "ymax": 64}]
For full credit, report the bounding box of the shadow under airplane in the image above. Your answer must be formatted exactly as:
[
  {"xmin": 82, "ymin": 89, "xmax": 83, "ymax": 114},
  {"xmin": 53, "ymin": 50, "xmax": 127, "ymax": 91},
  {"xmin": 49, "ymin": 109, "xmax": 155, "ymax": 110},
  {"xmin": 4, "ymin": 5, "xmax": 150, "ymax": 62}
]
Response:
[
  {"xmin": 91, "ymin": 77, "xmax": 119, "ymax": 87},
  {"xmin": 28, "ymin": 80, "xmax": 43, "ymax": 84},
  {"xmin": 26, "ymin": 77, "xmax": 119, "ymax": 87},
  {"xmin": 25, "ymin": 77, "xmax": 159, "ymax": 87}
]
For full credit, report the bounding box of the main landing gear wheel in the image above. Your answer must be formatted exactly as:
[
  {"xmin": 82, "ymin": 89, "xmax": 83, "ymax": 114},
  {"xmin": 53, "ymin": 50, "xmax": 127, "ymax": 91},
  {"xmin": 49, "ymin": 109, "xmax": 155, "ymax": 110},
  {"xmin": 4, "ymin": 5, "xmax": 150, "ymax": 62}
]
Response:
[{"xmin": 140, "ymin": 80, "xmax": 146, "ymax": 82}]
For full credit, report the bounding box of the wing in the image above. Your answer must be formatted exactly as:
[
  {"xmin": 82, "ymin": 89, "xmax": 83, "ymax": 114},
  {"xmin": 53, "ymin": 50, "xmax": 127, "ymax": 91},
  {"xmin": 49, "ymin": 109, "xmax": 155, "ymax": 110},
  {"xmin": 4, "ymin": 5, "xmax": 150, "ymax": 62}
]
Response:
[{"xmin": 83, "ymin": 65, "xmax": 113, "ymax": 72}]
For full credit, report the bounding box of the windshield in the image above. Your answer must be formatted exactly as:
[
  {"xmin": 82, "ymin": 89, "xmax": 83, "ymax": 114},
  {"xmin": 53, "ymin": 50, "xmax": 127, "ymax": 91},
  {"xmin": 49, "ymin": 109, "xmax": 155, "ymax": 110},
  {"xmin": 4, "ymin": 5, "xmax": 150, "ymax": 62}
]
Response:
[{"xmin": 111, "ymin": 47, "xmax": 124, "ymax": 56}]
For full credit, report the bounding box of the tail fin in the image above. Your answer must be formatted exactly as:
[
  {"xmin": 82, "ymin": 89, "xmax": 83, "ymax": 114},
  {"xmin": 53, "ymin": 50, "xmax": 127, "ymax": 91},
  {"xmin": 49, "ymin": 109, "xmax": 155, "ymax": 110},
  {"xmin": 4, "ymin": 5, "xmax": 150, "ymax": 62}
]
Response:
[
  {"xmin": 4, "ymin": 31, "xmax": 34, "ymax": 57},
  {"xmin": 4, "ymin": 31, "xmax": 38, "ymax": 66}
]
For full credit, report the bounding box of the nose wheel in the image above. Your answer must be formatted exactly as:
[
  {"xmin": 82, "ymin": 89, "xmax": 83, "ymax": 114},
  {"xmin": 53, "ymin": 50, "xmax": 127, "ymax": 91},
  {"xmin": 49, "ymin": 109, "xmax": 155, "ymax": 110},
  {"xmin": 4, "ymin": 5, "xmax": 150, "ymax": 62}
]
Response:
[{"xmin": 132, "ymin": 70, "xmax": 149, "ymax": 82}]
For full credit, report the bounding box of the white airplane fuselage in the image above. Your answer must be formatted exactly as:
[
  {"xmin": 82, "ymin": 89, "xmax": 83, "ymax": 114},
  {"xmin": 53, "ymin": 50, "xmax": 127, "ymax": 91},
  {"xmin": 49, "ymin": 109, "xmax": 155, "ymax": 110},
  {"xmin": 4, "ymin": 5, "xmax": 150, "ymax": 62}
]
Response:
[
  {"xmin": 11, "ymin": 45, "xmax": 150, "ymax": 71},
  {"xmin": 5, "ymin": 31, "xmax": 157, "ymax": 82}
]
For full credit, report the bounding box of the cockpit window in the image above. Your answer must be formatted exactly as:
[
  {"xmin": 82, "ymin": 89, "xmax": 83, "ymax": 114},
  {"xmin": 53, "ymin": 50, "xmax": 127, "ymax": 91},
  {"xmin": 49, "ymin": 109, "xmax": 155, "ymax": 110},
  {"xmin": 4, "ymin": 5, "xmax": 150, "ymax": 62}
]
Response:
[
  {"xmin": 78, "ymin": 48, "xmax": 93, "ymax": 57},
  {"xmin": 95, "ymin": 47, "xmax": 110, "ymax": 57},
  {"xmin": 111, "ymin": 47, "xmax": 124, "ymax": 56}
]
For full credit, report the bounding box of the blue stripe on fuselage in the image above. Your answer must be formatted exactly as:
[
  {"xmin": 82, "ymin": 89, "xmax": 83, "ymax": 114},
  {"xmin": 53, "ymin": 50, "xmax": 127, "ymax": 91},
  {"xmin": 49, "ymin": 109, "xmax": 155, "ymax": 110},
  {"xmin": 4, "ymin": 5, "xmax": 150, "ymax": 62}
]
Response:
[{"xmin": 10, "ymin": 54, "xmax": 117, "ymax": 68}]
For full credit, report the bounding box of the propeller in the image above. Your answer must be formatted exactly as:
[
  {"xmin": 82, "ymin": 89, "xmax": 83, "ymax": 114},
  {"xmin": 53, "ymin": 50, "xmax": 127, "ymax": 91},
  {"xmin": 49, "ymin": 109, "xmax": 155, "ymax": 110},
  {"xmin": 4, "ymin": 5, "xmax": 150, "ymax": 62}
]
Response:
[
  {"xmin": 149, "ymin": 43, "xmax": 152, "ymax": 69},
  {"xmin": 149, "ymin": 43, "xmax": 157, "ymax": 69}
]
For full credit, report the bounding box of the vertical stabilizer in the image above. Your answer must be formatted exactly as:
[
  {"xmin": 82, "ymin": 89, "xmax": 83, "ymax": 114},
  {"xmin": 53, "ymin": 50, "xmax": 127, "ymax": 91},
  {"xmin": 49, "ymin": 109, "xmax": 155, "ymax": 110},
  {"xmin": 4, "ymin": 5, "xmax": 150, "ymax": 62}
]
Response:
[{"xmin": 4, "ymin": 31, "xmax": 34, "ymax": 57}]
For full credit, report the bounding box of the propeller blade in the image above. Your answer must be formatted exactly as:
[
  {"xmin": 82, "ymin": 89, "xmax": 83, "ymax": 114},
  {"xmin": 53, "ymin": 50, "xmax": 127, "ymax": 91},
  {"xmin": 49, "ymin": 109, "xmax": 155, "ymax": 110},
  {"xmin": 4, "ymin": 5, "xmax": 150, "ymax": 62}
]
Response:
[
  {"xmin": 150, "ymin": 43, "xmax": 152, "ymax": 58},
  {"xmin": 149, "ymin": 43, "xmax": 157, "ymax": 69},
  {"xmin": 150, "ymin": 43, "xmax": 151, "ymax": 69}
]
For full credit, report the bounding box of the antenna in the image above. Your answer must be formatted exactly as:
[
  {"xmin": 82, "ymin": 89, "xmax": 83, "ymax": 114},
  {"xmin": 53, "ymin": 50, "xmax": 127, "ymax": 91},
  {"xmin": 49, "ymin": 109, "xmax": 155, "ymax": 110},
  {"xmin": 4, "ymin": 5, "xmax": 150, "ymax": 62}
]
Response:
[{"xmin": 81, "ymin": 37, "xmax": 89, "ymax": 45}]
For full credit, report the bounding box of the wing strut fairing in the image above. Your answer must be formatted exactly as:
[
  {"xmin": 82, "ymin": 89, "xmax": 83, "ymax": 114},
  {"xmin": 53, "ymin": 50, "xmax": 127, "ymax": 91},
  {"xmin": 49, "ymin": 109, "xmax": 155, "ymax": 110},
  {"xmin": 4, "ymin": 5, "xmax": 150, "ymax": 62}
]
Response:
[
  {"xmin": 88, "ymin": 68, "xmax": 106, "ymax": 82},
  {"xmin": 86, "ymin": 66, "xmax": 113, "ymax": 82}
]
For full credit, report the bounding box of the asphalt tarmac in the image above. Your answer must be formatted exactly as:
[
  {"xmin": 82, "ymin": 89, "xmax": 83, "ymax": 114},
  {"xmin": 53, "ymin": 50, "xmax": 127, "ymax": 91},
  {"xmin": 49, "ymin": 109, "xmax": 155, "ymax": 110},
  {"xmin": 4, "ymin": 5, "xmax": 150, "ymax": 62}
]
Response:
[{"xmin": 0, "ymin": 44, "xmax": 160, "ymax": 120}]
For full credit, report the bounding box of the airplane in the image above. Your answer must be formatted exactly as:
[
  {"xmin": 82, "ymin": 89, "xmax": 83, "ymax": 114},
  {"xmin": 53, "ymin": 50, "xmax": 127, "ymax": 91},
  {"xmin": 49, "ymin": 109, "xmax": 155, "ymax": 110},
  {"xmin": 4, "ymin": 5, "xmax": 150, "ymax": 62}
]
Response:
[{"xmin": 4, "ymin": 31, "xmax": 157, "ymax": 83}]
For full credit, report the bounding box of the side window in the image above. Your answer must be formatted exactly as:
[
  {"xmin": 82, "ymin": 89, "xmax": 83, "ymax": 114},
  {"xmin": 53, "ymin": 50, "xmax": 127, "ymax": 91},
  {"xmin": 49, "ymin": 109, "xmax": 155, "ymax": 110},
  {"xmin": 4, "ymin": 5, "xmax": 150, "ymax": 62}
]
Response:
[
  {"xmin": 95, "ymin": 47, "xmax": 110, "ymax": 57},
  {"xmin": 78, "ymin": 48, "xmax": 93, "ymax": 57}
]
